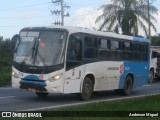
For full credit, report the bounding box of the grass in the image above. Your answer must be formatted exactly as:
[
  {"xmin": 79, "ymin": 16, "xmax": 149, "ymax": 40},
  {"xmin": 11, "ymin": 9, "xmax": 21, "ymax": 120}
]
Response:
[
  {"xmin": 0, "ymin": 66, "xmax": 11, "ymax": 86},
  {"xmin": 52, "ymin": 94, "xmax": 160, "ymax": 112},
  {"xmin": 1, "ymin": 95, "xmax": 160, "ymax": 120}
]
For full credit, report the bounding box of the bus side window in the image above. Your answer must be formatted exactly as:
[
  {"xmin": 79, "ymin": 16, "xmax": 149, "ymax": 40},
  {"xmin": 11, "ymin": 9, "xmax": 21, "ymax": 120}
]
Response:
[
  {"xmin": 84, "ymin": 36, "xmax": 97, "ymax": 58},
  {"xmin": 132, "ymin": 43, "xmax": 141, "ymax": 61},
  {"xmin": 141, "ymin": 44, "xmax": 149, "ymax": 61},
  {"xmin": 152, "ymin": 51, "xmax": 157, "ymax": 59},
  {"xmin": 66, "ymin": 34, "xmax": 82, "ymax": 69},
  {"xmin": 67, "ymin": 35, "xmax": 82, "ymax": 61},
  {"xmin": 12, "ymin": 34, "xmax": 20, "ymax": 53},
  {"xmin": 122, "ymin": 41, "xmax": 132, "ymax": 60},
  {"xmin": 110, "ymin": 40, "xmax": 121, "ymax": 60},
  {"xmin": 98, "ymin": 38, "xmax": 110, "ymax": 59}
]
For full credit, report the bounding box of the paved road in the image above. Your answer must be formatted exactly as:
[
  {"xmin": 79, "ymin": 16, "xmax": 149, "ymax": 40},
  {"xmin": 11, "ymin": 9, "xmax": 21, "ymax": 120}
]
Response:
[{"xmin": 0, "ymin": 80, "xmax": 160, "ymax": 111}]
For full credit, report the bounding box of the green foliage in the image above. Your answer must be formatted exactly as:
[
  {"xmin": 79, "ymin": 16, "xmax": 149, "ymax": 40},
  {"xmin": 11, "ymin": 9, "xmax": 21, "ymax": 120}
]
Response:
[
  {"xmin": 151, "ymin": 36, "xmax": 160, "ymax": 46},
  {"xmin": 96, "ymin": 0, "xmax": 158, "ymax": 36},
  {"xmin": 0, "ymin": 38, "xmax": 16, "ymax": 85},
  {"xmin": 0, "ymin": 67, "xmax": 11, "ymax": 85}
]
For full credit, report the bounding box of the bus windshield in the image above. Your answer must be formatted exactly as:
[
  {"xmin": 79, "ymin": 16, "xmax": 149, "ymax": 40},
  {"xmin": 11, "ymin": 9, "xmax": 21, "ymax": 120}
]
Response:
[{"xmin": 14, "ymin": 30, "xmax": 67, "ymax": 67}]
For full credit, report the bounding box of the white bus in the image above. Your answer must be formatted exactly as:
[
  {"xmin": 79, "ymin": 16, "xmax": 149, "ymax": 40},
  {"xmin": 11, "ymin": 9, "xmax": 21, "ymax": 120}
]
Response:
[
  {"xmin": 149, "ymin": 48, "xmax": 158, "ymax": 83},
  {"xmin": 12, "ymin": 26, "xmax": 150, "ymax": 100}
]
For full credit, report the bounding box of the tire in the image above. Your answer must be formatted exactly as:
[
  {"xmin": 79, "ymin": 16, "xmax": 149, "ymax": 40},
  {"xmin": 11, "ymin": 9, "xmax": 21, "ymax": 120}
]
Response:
[
  {"xmin": 79, "ymin": 77, "xmax": 93, "ymax": 100},
  {"xmin": 122, "ymin": 76, "xmax": 133, "ymax": 96},
  {"xmin": 149, "ymin": 70, "xmax": 154, "ymax": 83},
  {"xmin": 36, "ymin": 92, "xmax": 49, "ymax": 97}
]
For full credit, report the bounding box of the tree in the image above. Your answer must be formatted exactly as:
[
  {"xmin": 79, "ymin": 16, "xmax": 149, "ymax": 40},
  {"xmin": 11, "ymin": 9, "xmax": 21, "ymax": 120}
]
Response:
[
  {"xmin": 151, "ymin": 35, "xmax": 160, "ymax": 46},
  {"xmin": 0, "ymin": 38, "xmax": 16, "ymax": 67},
  {"xmin": 96, "ymin": 0, "xmax": 158, "ymax": 36},
  {"xmin": 0, "ymin": 36, "xmax": 3, "ymax": 41}
]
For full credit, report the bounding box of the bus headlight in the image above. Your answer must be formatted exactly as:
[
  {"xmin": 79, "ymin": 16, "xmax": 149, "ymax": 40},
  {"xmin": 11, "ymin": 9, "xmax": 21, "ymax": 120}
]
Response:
[
  {"xmin": 47, "ymin": 74, "xmax": 63, "ymax": 82},
  {"xmin": 12, "ymin": 71, "xmax": 19, "ymax": 79}
]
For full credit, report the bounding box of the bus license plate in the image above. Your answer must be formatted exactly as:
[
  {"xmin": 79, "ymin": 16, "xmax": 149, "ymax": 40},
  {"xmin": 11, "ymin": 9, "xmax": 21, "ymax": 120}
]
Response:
[{"xmin": 28, "ymin": 88, "xmax": 37, "ymax": 92}]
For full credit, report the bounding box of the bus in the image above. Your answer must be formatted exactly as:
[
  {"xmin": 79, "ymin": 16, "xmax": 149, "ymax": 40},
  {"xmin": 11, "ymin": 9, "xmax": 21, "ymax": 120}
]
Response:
[
  {"xmin": 12, "ymin": 26, "xmax": 150, "ymax": 100},
  {"xmin": 149, "ymin": 48, "xmax": 158, "ymax": 83}
]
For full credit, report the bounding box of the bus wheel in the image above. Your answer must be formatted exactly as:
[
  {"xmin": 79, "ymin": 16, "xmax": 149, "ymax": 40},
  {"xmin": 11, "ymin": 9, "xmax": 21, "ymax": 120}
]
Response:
[
  {"xmin": 123, "ymin": 76, "xmax": 133, "ymax": 96},
  {"xmin": 80, "ymin": 77, "xmax": 93, "ymax": 100},
  {"xmin": 149, "ymin": 70, "xmax": 154, "ymax": 83},
  {"xmin": 36, "ymin": 92, "xmax": 48, "ymax": 97}
]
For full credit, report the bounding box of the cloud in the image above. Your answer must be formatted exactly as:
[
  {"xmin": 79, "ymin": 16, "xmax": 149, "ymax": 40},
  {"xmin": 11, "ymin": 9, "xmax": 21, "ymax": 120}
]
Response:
[
  {"xmin": 75, "ymin": 7, "xmax": 93, "ymax": 16},
  {"xmin": 156, "ymin": 12, "xmax": 160, "ymax": 34},
  {"xmin": 65, "ymin": 6, "xmax": 102, "ymax": 30}
]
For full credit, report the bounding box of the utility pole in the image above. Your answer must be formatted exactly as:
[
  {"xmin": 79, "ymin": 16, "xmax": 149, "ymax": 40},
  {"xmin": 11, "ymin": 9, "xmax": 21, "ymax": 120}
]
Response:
[
  {"xmin": 51, "ymin": 0, "xmax": 70, "ymax": 26},
  {"xmin": 148, "ymin": 0, "xmax": 151, "ymax": 42}
]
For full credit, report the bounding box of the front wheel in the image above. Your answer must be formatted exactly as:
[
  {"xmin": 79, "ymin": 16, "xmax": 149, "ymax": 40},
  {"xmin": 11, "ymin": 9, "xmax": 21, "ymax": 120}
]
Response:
[
  {"xmin": 36, "ymin": 92, "xmax": 49, "ymax": 97},
  {"xmin": 79, "ymin": 77, "xmax": 93, "ymax": 100},
  {"xmin": 122, "ymin": 76, "xmax": 133, "ymax": 96}
]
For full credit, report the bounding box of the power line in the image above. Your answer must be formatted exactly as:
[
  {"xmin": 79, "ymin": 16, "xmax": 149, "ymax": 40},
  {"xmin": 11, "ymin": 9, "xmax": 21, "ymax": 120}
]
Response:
[
  {"xmin": 0, "ymin": 9, "xmax": 50, "ymax": 12},
  {"xmin": 51, "ymin": 0, "xmax": 71, "ymax": 26},
  {"xmin": 0, "ymin": 2, "xmax": 52, "ymax": 11},
  {"xmin": 0, "ymin": 16, "xmax": 51, "ymax": 19}
]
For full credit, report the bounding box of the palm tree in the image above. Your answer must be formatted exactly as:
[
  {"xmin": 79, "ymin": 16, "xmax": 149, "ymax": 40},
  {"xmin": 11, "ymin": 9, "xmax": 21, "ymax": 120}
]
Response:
[{"xmin": 96, "ymin": 0, "xmax": 158, "ymax": 36}]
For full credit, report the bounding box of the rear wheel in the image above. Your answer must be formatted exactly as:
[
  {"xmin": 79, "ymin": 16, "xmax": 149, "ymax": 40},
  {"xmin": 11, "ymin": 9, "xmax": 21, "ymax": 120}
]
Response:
[
  {"xmin": 36, "ymin": 92, "xmax": 49, "ymax": 97},
  {"xmin": 122, "ymin": 76, "xmax": 133, "ymax": 96},
  {"xmin": 149, "ymin": 70, "xmax": 154, "ymax": 83},
  {"xmin": 79, "ymin": 77, "xmax": 93, "ymax": 100}
]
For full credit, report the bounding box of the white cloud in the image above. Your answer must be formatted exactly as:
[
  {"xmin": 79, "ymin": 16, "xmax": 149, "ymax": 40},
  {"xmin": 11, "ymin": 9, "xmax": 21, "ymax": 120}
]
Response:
[
  {"xmin": 75, "ymin": 7, "xmax": 93, "ymax": 16},
  {"xmin": 65, "ymin": 6, "xmax": 102, "ymax": 30},
  {"xmin": 156, "ymin": 12, "xmax": 160, "ymax": 34}
]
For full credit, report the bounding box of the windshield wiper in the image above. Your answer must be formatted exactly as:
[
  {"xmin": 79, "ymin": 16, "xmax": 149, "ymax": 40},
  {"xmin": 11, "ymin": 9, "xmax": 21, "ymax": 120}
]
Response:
[
  {"xmin": 31, "ymin": 39, "xmax": 37, "ymax": 63},
  {"xmin": 32, "ymin": 39, "xmax": 47, "ymax": 67},
  {"xmin": 20, "ymin": 39, "xmax": 37, "ymax": 66}
]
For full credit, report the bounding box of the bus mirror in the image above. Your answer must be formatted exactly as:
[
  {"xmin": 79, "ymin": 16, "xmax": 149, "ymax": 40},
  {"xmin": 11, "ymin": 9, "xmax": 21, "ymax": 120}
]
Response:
[{"xmin": 12, "ymin": 34, "xmax": 20, "ymax": 53}]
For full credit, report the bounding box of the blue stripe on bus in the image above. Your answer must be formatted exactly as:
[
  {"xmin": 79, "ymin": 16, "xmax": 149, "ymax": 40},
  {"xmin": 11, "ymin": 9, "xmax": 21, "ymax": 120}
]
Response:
[
  {"xmin": 19, "ymin": 75, "xmax": 46, "ymax": 86},
  {"xmin": 19, "ymin": 80, "xmax": 46, "ymax": 86},
  {"xmin": 118, "ymin": 61, "xmax": 149, "ymax": 89},
  {"xmin": 133, "ymin": 37, "xmax": 150, "ymax": 43},
  {"xmin": 23, "ymin": 75, "xmax": 39, "ymax": 80}
]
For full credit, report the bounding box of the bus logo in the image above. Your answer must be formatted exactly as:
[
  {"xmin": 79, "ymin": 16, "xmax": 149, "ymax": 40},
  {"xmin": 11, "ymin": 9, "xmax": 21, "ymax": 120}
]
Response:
[
  {"xmin": 39, "ymin": 74, "xmax": 43, "ymax": 80},
  {"xmin": 120, "ymin": 64, "xmax": 124, "ymax": 74}
]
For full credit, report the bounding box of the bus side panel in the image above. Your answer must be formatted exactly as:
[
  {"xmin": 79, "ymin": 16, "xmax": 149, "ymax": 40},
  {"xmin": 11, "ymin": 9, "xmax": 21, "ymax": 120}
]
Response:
[
  {"xmin": 64, "ymin": 61, "xmax": 123, "ymax": 93},
  {"xmin": 118, "ymin": 61, "xmax": 149, "ymax": 89},
  {"xmin": 64, "ymin": 65, "xmax": 84, "ymax": 93},
  {"xmin": 64, "ymin": 62, "xmax": 109, "ymax": 93}
]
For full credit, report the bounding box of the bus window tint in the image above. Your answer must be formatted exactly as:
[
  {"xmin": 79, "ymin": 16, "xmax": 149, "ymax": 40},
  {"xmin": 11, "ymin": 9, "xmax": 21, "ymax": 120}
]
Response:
[
  {"xmin": 84, "ymin": 36, "xmax": 97, "ymax": 58},
  {"xmin": 99, "ymin": 39, "xmax": 108, "ymax": 49},
  {"xmin": 141, "ymin": 44, "xmax": 149, "ymax": 61},
  {"xmin": 122, "ymin": 42, "xmax": 132, "ymax": 60},
  {"xmin": 132, "ymin": 43, "xmax": 141, "ymax": 61},
  {"xmin": 98, "ymin": 39, "xmax": 110, "ymax": 59},
  {"xmin": 66, "ymin": 34, "xmax": 82, "ymax": 69},
  {"xmin": 110, "ymin": 40, "xmax": 121, "ymax": 60},
  {"xmin": 110, "ymin": 40, "xmax": 119, "ymax": 50},
  {"xmin": 67, "ymin": 35, "xmax": 82, "ymax": 61}
]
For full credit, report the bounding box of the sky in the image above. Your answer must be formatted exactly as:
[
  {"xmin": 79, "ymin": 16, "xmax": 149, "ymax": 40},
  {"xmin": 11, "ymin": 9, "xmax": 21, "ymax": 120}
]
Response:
[{"xmin": 0, "ymin": 0, "xmax": 160, "ymax": 39}]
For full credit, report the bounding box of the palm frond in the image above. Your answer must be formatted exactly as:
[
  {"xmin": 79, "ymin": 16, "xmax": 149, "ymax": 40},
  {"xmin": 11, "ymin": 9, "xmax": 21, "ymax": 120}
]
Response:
[{"xmin": 95, "ymin": 0, "xmax": 158, "ymax": 36}]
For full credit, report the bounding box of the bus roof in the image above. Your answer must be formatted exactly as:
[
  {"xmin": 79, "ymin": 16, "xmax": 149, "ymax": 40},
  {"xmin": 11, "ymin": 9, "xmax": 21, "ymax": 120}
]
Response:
[{"xmin": 21, "ymin": 25, "xmax": 150, "ymax": 43}]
